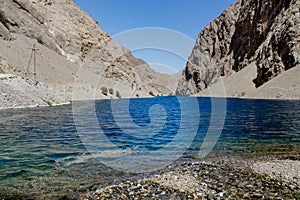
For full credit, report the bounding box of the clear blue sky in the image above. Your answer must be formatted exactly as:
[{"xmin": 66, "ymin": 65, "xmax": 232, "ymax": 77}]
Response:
[{"xmin": 74, "ymin": 0, "xmax": 236, "ymax": 74}]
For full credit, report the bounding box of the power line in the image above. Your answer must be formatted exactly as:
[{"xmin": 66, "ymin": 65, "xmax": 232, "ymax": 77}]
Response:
[{"xmin": 26, "ymin": 44, "xmax": 39, "ymax": 84}]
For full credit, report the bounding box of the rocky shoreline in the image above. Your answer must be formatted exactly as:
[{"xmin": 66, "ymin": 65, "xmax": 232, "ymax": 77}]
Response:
[
  {"xmin": 0, "ymin": 74, "xmax": 69, "ymax": 110},
  {"xmin": 83, "ymin": 157, "xmax": 300, "ymax": 200}
]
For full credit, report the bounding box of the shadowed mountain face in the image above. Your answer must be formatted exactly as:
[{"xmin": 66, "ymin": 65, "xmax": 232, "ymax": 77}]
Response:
[
  {"xmin": 0, "ymin": 0, "xmax": 177, "ymax": 104},
  {"xmin": 177, "ymin": 0, "xmax": 299, "ymax": 96}
]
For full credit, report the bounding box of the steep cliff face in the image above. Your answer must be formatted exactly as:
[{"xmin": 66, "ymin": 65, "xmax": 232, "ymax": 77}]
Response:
[
  {"xmin": 253, "ymin": 0, "xmax": 299, "ymax": 87},
  {"xmin": 0, "ymin": 0, "xmax": 176, "ymax": 104},
  {"xmin": 0, "ymin": 0, "xmax": 113, "ymax": 62},
  {"xmin": 177, "ymin": 0, "xmax": 299, "ymax": 96},
  {"xmin": 177, "ymin": 1, "xmax": 241, "ymax": 95}
]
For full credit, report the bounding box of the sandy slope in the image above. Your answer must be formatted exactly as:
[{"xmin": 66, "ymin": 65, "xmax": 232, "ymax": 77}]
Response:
[
  {"xmin": 0, "ymin": 34, "xmax": 78, "ymax": 97},
  {"xmin": 194, "ymin": 64, "xmax": 300, "ymax": 100},
  {"xmin": 254, "ymin": 65, "xmax": 300, "ymax": 100}
]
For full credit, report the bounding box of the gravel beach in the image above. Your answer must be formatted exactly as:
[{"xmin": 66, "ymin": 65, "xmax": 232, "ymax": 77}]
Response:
[
  {"xmin": 0, "ymin": 74, "xmax": 69, "ymax": 110},
  {"xmin": 83, "ymin": 157, "xmax": 300, "ymax": 200}
]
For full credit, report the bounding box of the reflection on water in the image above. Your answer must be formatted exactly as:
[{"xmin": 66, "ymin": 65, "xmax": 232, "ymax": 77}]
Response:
[{"xmin": 0, "ymin": 97, "xmax": 299, "ymax": 199}]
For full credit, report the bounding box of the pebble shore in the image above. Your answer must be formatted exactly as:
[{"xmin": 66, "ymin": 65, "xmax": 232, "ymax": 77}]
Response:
[
  {"xmin": 83, "ymin": 158, "xmax": 300, "ymax": 200},
  {"xmin": 0, "ymin": 74, "xmax": 68, "ymax": 110}
]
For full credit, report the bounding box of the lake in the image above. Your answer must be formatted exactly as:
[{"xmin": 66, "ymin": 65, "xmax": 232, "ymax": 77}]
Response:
[{"xmin": 0, "ymin": 97, "xmax": 299, "ymax": 199}]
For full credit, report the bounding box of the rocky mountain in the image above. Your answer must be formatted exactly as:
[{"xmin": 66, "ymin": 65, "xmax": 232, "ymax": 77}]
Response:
[
  {"xmin": 0, "ymin": 0, "xmax": 177, "ymax": 108},
  {"xmin": 177, "ymin": 0, "xmax": 299, "ymax": 99}
]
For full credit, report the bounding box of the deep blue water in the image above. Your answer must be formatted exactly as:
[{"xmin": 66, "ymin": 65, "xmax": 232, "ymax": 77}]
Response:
[{"xmin": 0, "ymin": 97, "xmax": 299, "ymax": 198}]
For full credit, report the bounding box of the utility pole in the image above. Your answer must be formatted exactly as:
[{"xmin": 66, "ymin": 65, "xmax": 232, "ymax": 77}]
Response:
[
  {"xmin": 33, "ymin": 44, "xmax": 37, "ymax": 84},
  {"xmin": 26, "ymin": 44, "xmax": 38, "ymax": 84}
]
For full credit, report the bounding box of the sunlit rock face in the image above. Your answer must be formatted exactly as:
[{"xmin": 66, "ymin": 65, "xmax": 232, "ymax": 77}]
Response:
[{"xmin": 177, "ymin": 0, "xmax": 299, "ymax": 95}]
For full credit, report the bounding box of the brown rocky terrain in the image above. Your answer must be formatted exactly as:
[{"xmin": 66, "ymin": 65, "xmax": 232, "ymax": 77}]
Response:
[
  {"xmin": 1, "ymin": 0, "xmax": 297, "ymax": 107},
  {"xmin": 177, "ymin": 0, "xmax": 299, "ymax": 99},
  {"xmin": 0, "ymin": 0, "xmax": 177, "ymax": 109}
]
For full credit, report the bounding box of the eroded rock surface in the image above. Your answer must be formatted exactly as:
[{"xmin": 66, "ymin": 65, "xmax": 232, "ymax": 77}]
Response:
[{"xmin": 177, "ymin": 0, "xmax": 300, "ymax": 96}]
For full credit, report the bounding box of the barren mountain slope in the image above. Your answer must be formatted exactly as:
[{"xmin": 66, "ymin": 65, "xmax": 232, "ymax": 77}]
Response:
[
  {"xmin": 177, "ymin": 0, "xmax": 299, "ymax": 99},
  {"xmin": 0, "ymin": 0, "xmax": 177, "ymax": 108}
]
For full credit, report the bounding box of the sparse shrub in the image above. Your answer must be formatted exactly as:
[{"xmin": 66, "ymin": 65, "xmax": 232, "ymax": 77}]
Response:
[
  {"xmin": 239, "ymin": 91, "xmax": 246, "ymax": 97},
  {"xmin": 0, "ymin": 10, "xmax": 8, "ymax": 29},
  {"xmin": 36, "ymin": 35, "xmax": 44, "ymax": 44},
  {"xmin": 109, "ymin": 88, "xmax": 114, "ymax": 95},
  {"xmin": 136, "ymin": 94, "xmax": 139, "ymax": 98},
  {"xmin": 40, "ymin": 98, "xmax": 52, "ymax": 107},
  {"xmin": 116, "ymin": 90, "xmax": 121, "ymax": 98},
  {"xmin": 0, "ymin": 67, "xmax": 5, "ymax": 74},
  {"xmin": 101, "ymin": 87, "xmax": 108, "ymax": 96},
  {"xmin": 149, "ymin": 91, "xmax": 155, "ymax": 96}
]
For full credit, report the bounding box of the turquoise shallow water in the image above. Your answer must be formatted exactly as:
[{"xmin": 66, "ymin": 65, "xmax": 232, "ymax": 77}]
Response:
[{"xmin": 0, "ymin": 97, "xmax": 299, "ymax": 199}]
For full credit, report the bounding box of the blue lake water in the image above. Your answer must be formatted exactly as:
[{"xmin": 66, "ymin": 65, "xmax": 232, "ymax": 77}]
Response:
[{"xmin": 0, "ymin": 97, "xmax": 299, "ymax": 199}]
